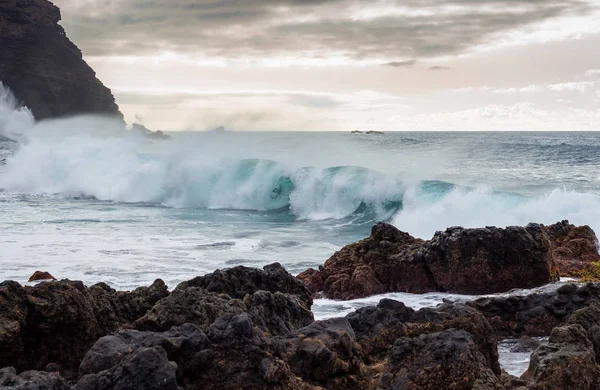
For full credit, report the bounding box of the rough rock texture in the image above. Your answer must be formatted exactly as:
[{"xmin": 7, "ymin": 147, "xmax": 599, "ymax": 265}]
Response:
[
  {"xmin": 567, "ymin": 301, "xmax": 600, "ymax": 362},
  {"xmin": 347, "ymin": 299, "xmax": 501, "ymax": 375},
  {"xmin": 134, "ymin": 288, "xmax": 313, "ymax": 337},
  {"xmin": 176, "ymin": 263, "xmax": 313, "ymax": 311},
  {"xmin": 380, "ymin": 329, "xmax": 505, "ymax": 390},
  {"xmin": 469, "ymin": 283, "xmax": 600, "ymax": 337},
  {"xmin": 0, "ymin": 0, "xmax": 122, "ymax": 120},
  {"xmin": 0, "ymin": 367, "xmax": 70, "ymax": 390},
  {"xmin": 77, "ymin": 346, "xmax": 181, "ymax": 390},
  {"xmin": 523, "ymin": 325, "xmax": 600, "ymax": 389},
  {"xmin": 543, "ymin": 220, "xmax": 600, "ymax": 276},
  {"xmin": 5, "ymin": 262, "xmax": 600, "ymax": 389},
  {"xmin": 0, "ymin": 279, "xmax": 167, "ymax": 377},
  {"xmin": 298, "ymin": 222, "xmax": 557, "ymax": 299}
]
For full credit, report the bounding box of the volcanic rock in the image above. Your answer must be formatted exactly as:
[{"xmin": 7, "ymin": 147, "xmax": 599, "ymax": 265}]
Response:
[
  {"xmin": 379, "ymin": 329, "xmax": 504, "ymax": 390},
  {"xmin": 523, "ymin": 325, "xmax": 600, "ymax": 389},
  {"xmin": 298, "ymin": 222, "xmax": 558, "ymax": 299},
  {"xmin": 0, "ymin": 0, "xmax": 122, "ymax": 120},
  {"xmin": 469, "ymin": 283, "xmax": 600, "ymax": 337},
  {"xmin": 0, "ymin": 279, "xmax": 168, "ymax": 377},
  {"xmin": 177, "ymin": 263, "xmax": 313, "ymax": 311},
  {"xmin": 27, "ymin": 271, "xmax": 56, "ymax": 282},
  {"xmin": 543, "ymin": 220, "xmax": 600, "ymax": 276},
  {"xmin": 0, "ymin": 367, "xmax": 70, "ymax": 390}
]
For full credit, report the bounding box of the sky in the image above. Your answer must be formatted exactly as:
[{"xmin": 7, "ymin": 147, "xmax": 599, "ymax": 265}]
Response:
[{"xmin": 52, "ymin": 0, "xmax": 600, "ymax": 131}]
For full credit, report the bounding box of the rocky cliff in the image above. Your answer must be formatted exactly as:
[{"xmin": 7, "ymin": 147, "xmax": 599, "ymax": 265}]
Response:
[{"xmin": 0, "ymin": 0, "xmax": 122, "ymax": 120}]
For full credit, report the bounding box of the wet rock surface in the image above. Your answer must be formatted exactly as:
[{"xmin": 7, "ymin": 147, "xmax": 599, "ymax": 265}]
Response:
[
  {"xmin": 298, "ymin": 222, "xmax": 558, "ymax": 299},
  {"xmin": 0, "ymin": 0, "xmax": 122, "ymax": 120}
]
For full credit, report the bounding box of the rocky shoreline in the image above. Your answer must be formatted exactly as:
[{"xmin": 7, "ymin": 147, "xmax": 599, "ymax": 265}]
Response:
[{"xmin": 1, "ymin": 221, "xmax": 600, "ymax": 389}]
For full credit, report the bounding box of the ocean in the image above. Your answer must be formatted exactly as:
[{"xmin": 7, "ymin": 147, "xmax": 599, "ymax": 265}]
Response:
[{"xmin": 1, "ymin": 86, "xmax": 599, "ymax": 375}]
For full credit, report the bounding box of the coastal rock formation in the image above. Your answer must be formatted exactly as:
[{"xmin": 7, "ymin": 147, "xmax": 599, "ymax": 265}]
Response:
[
  {"xmin": 0, "ymin": 0, "xmax": 122, "ymax": 120},
  {"xmin": 380, "ymin": 329, "xmax": 504, "ymax": 390},
  {"xmin": 543, "ymin": 220, "xmax": 600, "ymax": 276},
  {"xmin": 523, "ymin": 325, "xmax": 600, "ymax": 389},
  {"xmin": 0, "ymin": 279, "xmax": 168, "ymax": 378},
  {"xmin": 469, "ymin": 283, "xmax": 600, "ymax": 337},
  {"xmin": 176, "ymin": 263, "xmax": 313, "ymax": 311},
  {"xmin": 298, "ymin": 222, "xmax": 558, "ymax": 299},
  {"xmin": 4, "ymin": 263, "xmax": 600, "ymax": 389}
]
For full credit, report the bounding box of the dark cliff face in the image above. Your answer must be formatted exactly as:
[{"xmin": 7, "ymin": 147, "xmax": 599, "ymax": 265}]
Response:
[{"xmin": 0, "ymin": 0, "xmax": 123, "ymax": 121}]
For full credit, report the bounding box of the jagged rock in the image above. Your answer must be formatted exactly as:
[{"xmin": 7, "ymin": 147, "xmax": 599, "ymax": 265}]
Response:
[
  {"xmin": 177, "ymin": 263, "xmax": 313, "ymax": 311},
  {"xmin": 523, "ymin": 325, "xmax": 600, "ymax": 389},
  {"xmin": 298, "ymin": 222, "xmax": 558, "ymax": 299},
  {"xmin": 543, "ymin": 220, "xmax": 600, "ymax": 276},
  {"xmin": 86, "ymin": 280, "xmax": 169, "ymax": 332},
  {"xmin": 0, "ymin": 367, "xmax": 70, "ymax": 390},
  {"xmin": 27, "ymin": 271, "xmax": 56, "ymax": 282},
  {"xmin": 568, "ymin": 301, "xmax": 600, "ymax": 362},
  {"xmin": 0, "ymin": 0, "xmax": 122, "ymax": 120},
  {"xmin": 425, "ymin": 223, "xmax": 556, "ymax": 295},
  {"xmin": 135, "ymin": 287, "xmax": 313, "ymax": 337},
  {"xmin": 134, "ymin": 287, "xmax": 246, "ymax": 332},
  {"xmin": 76, "ymin": 346, "xmax": 181, "ymax": 390},
  {"xmin": 469, "ymin": 283, "xmax": 600, "ymax": 337},
  {"xmin": 379, "ymin": 329, "xmax": 504, "ymax": 390},
  {"xmin": 346, "ymin": 300, "xmax": 501, "ymax": 376},
  {"xmin": 0, "ymin": 279, "xmax": 167, "ymax": 377},
  {"xmin": 298, "ymin": 223, "xmax": 432, "ymax": 299},
  {"xmin": 270, "ymin": 317, "xmax": 366, "ymax": 389}
]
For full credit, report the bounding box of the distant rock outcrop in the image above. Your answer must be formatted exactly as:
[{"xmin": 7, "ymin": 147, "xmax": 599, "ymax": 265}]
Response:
[
  {"xmin": 0, "ymin": 0, "xmax": 122, "ymax": 120},
  {"xmin": 131, "ymin": 123, "xmax": 170, "ymax": 140}
]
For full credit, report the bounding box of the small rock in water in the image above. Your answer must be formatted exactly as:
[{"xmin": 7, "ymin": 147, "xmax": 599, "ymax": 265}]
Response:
[
  {"xmin": 509, "ymin": 336, "xmax": 541, "ymax": 353},
  {"xmin": 28, "ymin": 271, "xmax": 56, "ymax": 282}
]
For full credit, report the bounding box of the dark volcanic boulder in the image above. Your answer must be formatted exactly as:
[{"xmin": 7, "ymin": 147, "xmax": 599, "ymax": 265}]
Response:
[
  {"xmin": 425, "ymin": 223, "xmax": 556, "ymax": 295},
  {"xmin": 76, "ymin": 346, "xmax": 181, "ymax": 390},
  {"xmin": 469, "ymin": 283, "xmax": 600, "ymax": 337},
  {"xmin": 543, "ymin": 220, "xmax": 600, "ymax": 276},
  {"xmin": 379, "ymin": 329, "xmax": 504, "ymax": 390},
  {"xmin": 297, "ymin": 223, "xmax": 432, "ymax": 299},
  {"xmin": 0, "ymin": 0, "xmax": 122, "ymax": 120},
  {"xmin": 523, "ymin": 325, "xmax": 599, "ymax": 389},
  {"xmin": 271, "ymin": 318, "xmax": 365, "ymax": 388},
  {"xmin": 0, "ymin": 367, "xmax": 70, "ymax": 390},
  {"xmin": 0, "ymin": 279, "xmax": 167, "ymax": 377},
  {"xmin": 298, "ymin": 222, "xmax": 558, "ymax": 299},
  {"xmin": 176, "ymin": 263, "xmax": 313, "ymax": 311},
  {"xmin": 78, "ymin": 324, "xmax": 209, "ymax": 381},
  {"xmin": 135, "ymin": 287, "xmax": 313, "ymax": 337},
  {"xmin": 568, "ymin": 301, "xmax": 600, "ymax": 362}
]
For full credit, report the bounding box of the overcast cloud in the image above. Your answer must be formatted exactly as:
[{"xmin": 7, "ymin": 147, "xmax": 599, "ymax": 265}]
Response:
[
  {"xmin": 55, "ymin": 0, "xmax": 592, "ymax": 61},
  {"xmin": 49, "ymin": 0, "xmax": 600, "ymax": 130}
]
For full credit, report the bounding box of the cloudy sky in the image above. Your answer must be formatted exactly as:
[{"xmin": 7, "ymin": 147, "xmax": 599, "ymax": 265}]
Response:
[{"xmin": 53, "ymin": 0, "xmax": 600, "ymax": 131}]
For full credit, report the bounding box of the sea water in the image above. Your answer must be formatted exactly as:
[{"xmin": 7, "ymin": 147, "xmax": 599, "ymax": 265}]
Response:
[{"xmin": 2, "ymin": 84, "xmax": 599, "ymax": 376}]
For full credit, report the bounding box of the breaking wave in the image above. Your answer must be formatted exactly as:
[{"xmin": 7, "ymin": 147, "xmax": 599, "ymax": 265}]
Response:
[{"xmin": 2, "ymin": 82, "xmax": 600, "ymax": 237}]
